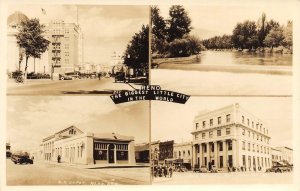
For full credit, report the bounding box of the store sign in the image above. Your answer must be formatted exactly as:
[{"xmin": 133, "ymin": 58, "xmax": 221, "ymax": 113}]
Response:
[{"xmin": 110, "ymin": 85, "xmax": 190, "ymax": 104}]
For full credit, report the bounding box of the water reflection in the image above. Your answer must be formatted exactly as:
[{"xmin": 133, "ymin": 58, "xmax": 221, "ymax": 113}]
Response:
[{"xmin": 200, "ymin": 51, "xmax": 292, "ymax": 66}]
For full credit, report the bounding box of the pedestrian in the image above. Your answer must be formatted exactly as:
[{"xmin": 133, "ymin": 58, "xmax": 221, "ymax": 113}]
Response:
[
  {"xmin": 57, "ymin": 155, "xmax": 61, "ymax": 163},
  {"xmin": 98, "ymin": 73, "xmax": 101, "ymax": 80},
  {"xmin": 169, "ymin": 166, "xmax": 173, "ymax": 178}
]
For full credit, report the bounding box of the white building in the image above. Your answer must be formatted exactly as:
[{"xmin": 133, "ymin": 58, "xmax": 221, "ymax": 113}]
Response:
[
  {"xmin": 275, "ymin": 147, "xmax": 293, "ymax": 164},
  {"xmin": 173, "ymin": 142, "xmax": 192, "ymax": 169},
  {"xmin": 7, "ymin": 11, "xmax": 49, "ymax": 75},
  {"xmin": 34, "ymin": 125, "xmax": 135, "ymax": 165},
  {"xmin": 191, "ymin": 103, "xmax": 272, "ymax": 172}
]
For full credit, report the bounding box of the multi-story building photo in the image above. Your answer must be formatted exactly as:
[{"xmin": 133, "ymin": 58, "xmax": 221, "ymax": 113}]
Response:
[
  {"xmin": 191, "ymin": 103, "xmax": 272, "ymax": 172},
  {"xmin": 45, "ymin": 20, "xmax": 82, "ymax": 76}
]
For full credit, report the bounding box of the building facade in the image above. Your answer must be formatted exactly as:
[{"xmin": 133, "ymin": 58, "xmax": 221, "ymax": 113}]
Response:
[
  {"xmin": 275, "ymin": 147, "xmax": 293, "ymax": 164},
  {"xmin": 7, "ymin": 11, "xmax": 49, "ymax": 75},
  {"xmin": 191, "ymin": 103, "xmax": 272, "ymax": 172},
  {"xmin": 135, "ymin": 143, "xmax": 150, "ymax": 163},
  {"xmin": 173, "ymin": 142, "xmax": 192, "ymax": 169},
  {"xmin": 45, "ymin": 20, "xmax": 82, "ymax": 76},
  {"xmin": 37, "ymin": 125, "xmax": 135, "ymax": 165},
  {"xmin": 158, "ymin": 140, "xmax": 174, "ymax": 162},
  {"xmin": 271, "ymin": 148, "xmax": 282, "ymax": 163}
]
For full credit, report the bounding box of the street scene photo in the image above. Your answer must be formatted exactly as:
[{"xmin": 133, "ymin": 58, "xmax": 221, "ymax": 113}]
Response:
[
  {"xmin": 6, "ymin": 5, "xmax": 149, "ymax": 95},
  {"xmin": 6, "ymin": 96, "xmax": 150, "ymax": 185},
  {"xmin": 151, "ymin": 97, "xmax": 293, "ymax": 184},
  {"xmin": 151, "ymin": 4, "xmax": 293, "ymax": 95}
]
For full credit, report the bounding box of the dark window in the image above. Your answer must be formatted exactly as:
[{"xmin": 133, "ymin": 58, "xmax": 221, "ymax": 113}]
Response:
[
  {"xmin": 202, "ymin": 133, "xmax": 206, "ymax": 139},
  {"xmin": 226, "ymin": 114, "xmax": 231, "ymax": 122},
  {"xmin": 210, "ymin": 119, "xmax": 213, "ymax": 126},
  {"xmin": 196, "ymin": 123, "xmax": 199, "ymax": 129},
  {"xmin": 219, "ymin": 142, "xmax": 223, "ymax": 151},
  {"xmin": 116, "ymin": 151, "xmax": 128, "ymax": 160},
  {"xmin": 228, "ymin": 141, "xmax": 232, "ymax": 150},
  {"xmin": 218, "ymin": 117, "xmax": 221, "ymax": 124},
  {"xmin": 202, "ymin": 121, "xmax": 206, "ymax": 128},
  {"xmin": 226, "ymin": 128, "xmax": 230, "ymax": 135},
  {"xmin": 242, "ymin": 116, "xmax": 245, "ymax": 123},
  {"xmin": 217, "ymin": 129, "xmax": 221, "ymax": 136},
  {"xmin": 209, "ymin": 131, "xmax": 213, "ymax": 138},
  {"xmin": 94, "ymin": 150, "xmax": 107, "ymax": 160}
]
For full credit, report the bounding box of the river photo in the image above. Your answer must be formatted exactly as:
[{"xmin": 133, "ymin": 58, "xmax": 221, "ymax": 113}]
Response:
[{"xmin": 151, "ymin": 5, "xmax": 293, "ymax": 96}]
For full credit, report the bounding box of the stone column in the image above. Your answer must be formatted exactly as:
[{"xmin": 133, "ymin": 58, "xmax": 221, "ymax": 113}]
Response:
[
  {"xmin": 214, "ymin": 142, "xmax": 218, "ymax": 167},
  {"xmin": 199, "ymin": 144, "xmax": 203, "ymax": 166},
  {"xmin": 223, "ymin": 141, "xmax": 227, "ymax": 168},
  {"xmin": 232, "ymin": 139, "xmax": 237, "ymax": 168},
  {"xmin": 207, "ymin": 142, "xmax": 210, "ymax": 168}
]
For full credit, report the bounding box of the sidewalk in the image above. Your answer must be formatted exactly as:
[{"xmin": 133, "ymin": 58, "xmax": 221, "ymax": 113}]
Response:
[{"xmin": 36, "ymin": 160, "xmax": 149, "ymax": 170}]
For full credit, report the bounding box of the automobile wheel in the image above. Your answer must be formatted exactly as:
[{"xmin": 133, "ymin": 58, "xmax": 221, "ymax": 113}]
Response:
[
  {"xmin": 60, "ymin": 77, "xmax": 64, "ymax": 80},
  {"xmin": 14, "ymin": 161, "xmax": 17, "ymax": 164}
]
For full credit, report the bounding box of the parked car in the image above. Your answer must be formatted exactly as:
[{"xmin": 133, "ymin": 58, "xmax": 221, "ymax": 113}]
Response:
[
  {"xmin": 59, "ymin": 74, "xmax": 73, "ymax": 80},
  {"xmin": 200, "ymin": 165, "xmax": 209, "ymax": 173},
  {"xmin": 266, "ymin": 162, "xmax": 292, "ymax": 173},
  {"xmin": 193, "ymin": 164, "xmax": 200, "ymax": 172},
  {"xmin": 11, "ymin": 152, "xmax": 33, "ymax": 164},
  {"xmin": 114, "ymin": 72, "xmax": 125, "ymax": 83}
]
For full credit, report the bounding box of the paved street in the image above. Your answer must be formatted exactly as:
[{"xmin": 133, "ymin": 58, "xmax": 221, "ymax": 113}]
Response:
[
  {"xmin": 6, "ymin": 159, "xmax": 150, "ymax": 185},
  {"xmin": 7, "ymin": 78, "xmax": 140, "ymax": 95},
  {"xmin": 153, "ymin": 171, "xmax": 293, "ymax": 185}
]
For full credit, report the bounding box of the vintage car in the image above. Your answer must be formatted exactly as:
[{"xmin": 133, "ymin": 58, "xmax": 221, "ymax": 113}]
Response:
[
  {"xmin": 114, "ymin": 72, "xmax": 125, "ymax": 83},
  {"xmin": 59, "ymin": 73, "xmax": 73, "ymax": 80},
  {"xmin": 266, "ymin": 162, "xmax": 293, "ymax": 173},
  {"xmin": 11, "ymin": 152, "xmax": 33, "ymax": 165},
  {"xmin": 200, "ymin": 165, "xmax": 209, "ymax": 173}
]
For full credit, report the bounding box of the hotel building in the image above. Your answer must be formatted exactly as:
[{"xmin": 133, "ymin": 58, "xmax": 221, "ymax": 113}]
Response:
[
  {"xmin": 45, "ymin": 20, "xmax": 82, "ymax": 76},
  {"xmin": 191, "ymin": 103, "xmax": 272, "ymax": 171},
  {"xmin": 37, "ymin": 125, "xmax": 135, "ymax": 165}
]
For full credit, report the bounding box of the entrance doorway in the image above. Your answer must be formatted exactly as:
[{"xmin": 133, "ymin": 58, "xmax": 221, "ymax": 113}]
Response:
[{"xmin": 108, "ymin": 144, "xmax": 115, "ymax": 163}]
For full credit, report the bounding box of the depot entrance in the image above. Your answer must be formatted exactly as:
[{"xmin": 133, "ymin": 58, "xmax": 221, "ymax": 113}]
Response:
[{"xmin": 108, "ymin": 144, "xmax": 115, "ymax": 163}]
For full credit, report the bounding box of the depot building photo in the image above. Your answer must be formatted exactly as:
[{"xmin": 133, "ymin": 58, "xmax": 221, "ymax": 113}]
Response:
[{"xmin": 32, "ymin": 125, "xmax": 136, "ymax": 165}]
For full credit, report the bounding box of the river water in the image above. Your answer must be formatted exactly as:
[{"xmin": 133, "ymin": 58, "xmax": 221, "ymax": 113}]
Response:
[{"xmin": 199, "ymin": 51, "xmax": 292, "ymax": 66}]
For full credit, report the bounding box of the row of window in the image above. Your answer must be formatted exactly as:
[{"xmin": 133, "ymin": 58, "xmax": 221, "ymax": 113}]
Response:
[
  {"xmin": 241, "ymin": 128, "xmax": 270, "ymax": 144},
  {"xmin": 173, "ymin": 149, "xmax": 191, "ymax": 158},
  {"xmin": 196, "ymin": 114, "xmax": 231, "ymax": 129},
  {"xmin": 195, "ymin": 128, "xmax": 231, "ymax": 140},
  {"xmin": 195, "ymin": 141, "xmax": 233, "ymax": 153},
  {"xmin": 241, "ymin": 116, "xmax": 268, "ymax": 135},
  {"xmin": 242, "ymin": 155, "xmax": 271, "ymax": 168},
  {"xmin": 242, "ymin": 141, "xmax": 270, "ymax": 154}
]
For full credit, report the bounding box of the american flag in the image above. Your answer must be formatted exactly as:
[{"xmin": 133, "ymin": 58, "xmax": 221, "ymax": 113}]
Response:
[{"xmin": 41, "ymin": 8, "xmax": 46, "ymax": 15}]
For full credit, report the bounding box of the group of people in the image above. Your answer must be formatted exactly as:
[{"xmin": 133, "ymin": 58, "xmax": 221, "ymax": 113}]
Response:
[{"xmin": 153, "ymin": 165, "xmax": 173, "ymax": 178}]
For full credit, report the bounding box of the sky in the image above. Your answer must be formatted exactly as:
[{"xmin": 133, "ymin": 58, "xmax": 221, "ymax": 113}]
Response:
[
  {"xmin": 7, "ymin": 96, "xmax": 150, "ymax": 152},
  {"xmin": 151, "ymin": 97, "xmax": 293, "ymax": 149},
  {"xmin": 158, "ymin": 3, "xmax": 294, "ymax": 39},
  {"xmin": 7, "ymin": 4, "xmax": 149, "ymax": 64}
]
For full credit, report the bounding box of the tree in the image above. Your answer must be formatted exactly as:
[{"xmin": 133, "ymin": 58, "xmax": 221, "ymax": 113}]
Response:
[
  {"xmin": 231, "ymin": 20, "xmax": 258, "ymax": 50},
  {"xmin": 281, "ymin": 21, "xmax": 293, "ymax": 49},
  {"xmin": 123, "ymin": 25, "xmax": 149, "ymax": 76},
  {"xmin": 264, "ymin": 26, "xmax": 284, "ymax": 49},
  {"xmin": 167, "ymin": 35, "xmax": 201, "ymax": 57},
  {"xmin": 151, "ymin": 6, "xmax": 168, "ymax": 54},
  {"xmin": 167, "ymin": 5, "xmax": 192, "ymax": 42},
  {"xmin": 16, "ymin": 18, "xmax": 50, "ymax": 82},
  {"xmin": 257, "ymin": 12, "xmax": 268, "ymax": 47}
]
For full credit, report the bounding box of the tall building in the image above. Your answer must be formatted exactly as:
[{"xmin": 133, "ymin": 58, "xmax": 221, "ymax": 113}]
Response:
[
  {"xmin": 45, "ymin": 20, "xmax": 82, "ymax": 76},
  {"xmin": 191, "ymin": 103, "xmax": 272, "ymax": 172}
]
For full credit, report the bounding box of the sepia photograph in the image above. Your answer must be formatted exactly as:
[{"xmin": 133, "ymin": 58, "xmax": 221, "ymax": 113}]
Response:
[
  {"xmin": 6, "ymin": 4, "xmax": 149, "ymax": 95},
  {"xmin": 151, "ymin": 97, "xmax": 293, "ymax": 184},
  {"xmin": 151, "ymin": 4, "xmax": 293, "ymax": 95},
  {"xmin": 6, "ymin": 96, "xmax": 150, "ymax": 185}
]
